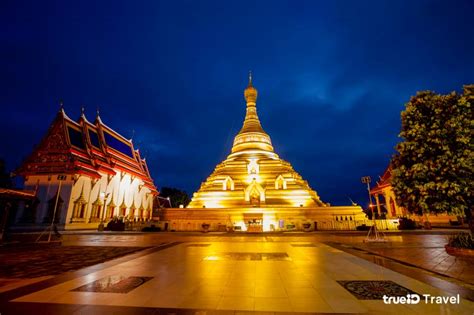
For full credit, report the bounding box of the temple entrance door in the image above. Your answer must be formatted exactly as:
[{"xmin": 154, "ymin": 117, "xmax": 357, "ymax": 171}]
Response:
[{"xmin": 244, "ymin": 213, "xmax": 263, "ymax": 232}]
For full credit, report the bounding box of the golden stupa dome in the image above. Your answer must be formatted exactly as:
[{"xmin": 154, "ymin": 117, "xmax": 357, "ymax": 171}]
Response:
[
  {"xmin": 244, "ymin": 72, "xmax": 258, "ymax": 103},
  {"xmin": 186, "ymin": 73, "xmax": 329, "ymax": 210}
]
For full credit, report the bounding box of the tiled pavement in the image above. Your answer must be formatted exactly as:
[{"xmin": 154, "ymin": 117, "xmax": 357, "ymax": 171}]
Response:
[
  {"xmin": 0, "ymin": 245, "xmax": 150, "ymax": 278},
  {"xmin": 58, "ymin": 231, "xmax": 474, "ymax": 288},
  {"xmin": 0, "ymin": 244, "xmax": 156, "ymax": 295},
  {"xmin": 353, "ymin": 242, "xmax": 474, "ymax": 286},
  {"xmin": 0, "ymin": 239, "xmax": 473, "ymax": 314}
]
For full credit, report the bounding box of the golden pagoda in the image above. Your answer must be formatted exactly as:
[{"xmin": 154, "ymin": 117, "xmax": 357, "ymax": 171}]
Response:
[
  {"xmin": 188, "ymin": 73, "xmax": 325, "ymax": 209},
  {"xmin": 162, "ymin": 73, "xmax": 366, "ymax": 232}
]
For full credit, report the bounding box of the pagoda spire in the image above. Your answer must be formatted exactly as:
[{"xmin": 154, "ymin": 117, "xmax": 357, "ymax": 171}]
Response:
[
  {"xmin": 230, "ymin": 73, "xmax": 274, "ymax": 155},
  {"xmin": 186, "ymin": 74, "xmax": 329, "ymax": 209},
  {"xmin": 244, "ymin": 71, "xmax": 258, "ymax": 105}
]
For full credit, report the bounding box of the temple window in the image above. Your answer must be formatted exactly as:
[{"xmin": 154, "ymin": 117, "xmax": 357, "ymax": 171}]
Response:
[
  {"xmin": 89, "ymin": 199, "xmax": 103, "ymax": 222},
  {"xmin": 223, "ymin": 176, "xmax": 235, "ymax": 191},
  {"xmin": 247, "ymin": 159, "xmax": 259, "ymax": 175},
  {"xmin": 106, "ymin": 204, "xmax": 115, "ymax": 218},
  {"xmin": 120, "ymin": 206, "xmax": 127, "ymax": 217},
  {"xmin": 72, "ymin": 200, "xmax": 86, "ymax": 220},
  {"xmin": 79, "ymin": 203, "xmax": 86, "ymax": 218},
  {"xmin": 275, "ymin": 175, "xmax": 287, "ymax": 190},
  {"xmin": 90, "ymin": 205, "xmax": 97, "ymax": 218},
  {"xmin": 70, "ymin": 186, "xmax": 88, "ymax": 222}
]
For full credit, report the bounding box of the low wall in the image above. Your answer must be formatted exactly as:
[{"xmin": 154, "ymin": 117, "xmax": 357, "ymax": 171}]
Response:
[{"xmin": 161, "ymin": 206, "xmax": 384, "ymax": 231}]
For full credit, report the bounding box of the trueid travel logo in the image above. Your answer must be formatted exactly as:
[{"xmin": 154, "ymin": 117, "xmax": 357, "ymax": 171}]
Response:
[{"xmin": 383, "ymin": 294, "xmax": 460, "ymax": 305}]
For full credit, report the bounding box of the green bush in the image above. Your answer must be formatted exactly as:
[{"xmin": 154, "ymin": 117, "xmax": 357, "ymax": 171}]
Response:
[
  {"xmin": 397, "ymin": 217, "xmax": 419, "ymax": 230},
  {"xmin": 447, "ymin": 232, "xmax": 474, "ymax": 249}
]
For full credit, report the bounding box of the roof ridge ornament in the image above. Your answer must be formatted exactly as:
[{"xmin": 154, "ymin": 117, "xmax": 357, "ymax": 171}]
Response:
[{"xmin": 96, "ymin": 107, "xmax": 103, "ymax": 123}]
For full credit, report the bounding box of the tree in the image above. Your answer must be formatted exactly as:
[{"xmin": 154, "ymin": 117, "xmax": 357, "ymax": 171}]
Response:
[
  {"xmin": 391, "ymin": 85, "xmax": 473, "ymax": 232},
  {"xmin": 159, "ymin": 187, "xmax": 191, "ymax": 208}
]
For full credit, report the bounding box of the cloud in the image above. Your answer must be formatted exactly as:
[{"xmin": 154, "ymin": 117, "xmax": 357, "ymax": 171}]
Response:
[{"xmin": 1, "ymin": 0, "xmax": 473, "ymax": 207}]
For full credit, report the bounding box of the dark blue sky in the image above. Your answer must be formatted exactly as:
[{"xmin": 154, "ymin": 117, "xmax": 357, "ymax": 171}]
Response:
[{"xmin": 1, "ymin": 0, "xmax": 473, "ymax": 206}]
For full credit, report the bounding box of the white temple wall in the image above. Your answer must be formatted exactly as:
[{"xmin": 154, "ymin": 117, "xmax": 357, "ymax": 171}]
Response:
[
  {"xmin": 105, "ymin": 173, "xmax": 120, "ymax": 210},
  {"xmin": 18, "ymin": 171, "xmax": 154, "ymax": 230},
  {"xmin": 23, "ymin": 175, "xmax": 74, "ymax": 225},
  {"xmin": 130, "ymin": 178, "xmax": 141, "ymax": 209},
  {"xmin": 118, "ymin": 173, "xmax": 131, "ymax": 208}
]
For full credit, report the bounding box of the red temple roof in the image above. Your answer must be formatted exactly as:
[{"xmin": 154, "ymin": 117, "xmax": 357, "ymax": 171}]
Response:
[
  {"xmin": 0, "ymin": 188, "xmax": 37, "ymax": 200},
  {"xmin": 370, "ymin": 165, "xmax": 392, "ymax": 195},
  {"xmin": 17, "ymin": 108, "xmax": 157, "ymax": 194}
]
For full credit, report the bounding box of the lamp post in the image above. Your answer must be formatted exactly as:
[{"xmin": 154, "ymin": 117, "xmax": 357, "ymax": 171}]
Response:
[
  {"xmin": 361, "ymin": 176, "xmax": 374, "ymax": 219},
  {"xmin": 361, "ymin": 176, "xmax": 386, "ymax": 242},
  {"xmin": 155, "ymin": 195, "xmax": 172, "ymax": 208},
  {"xmin": 47, "ymin": 174, "xmax": 66, "ymax": 242},
  {"xmin": 35, "ymin": 174, "xmax": 66, "ymax": 243},
  {"xmin": 98, "ymin": 192, "xmax": 110, "ymax": 231}
]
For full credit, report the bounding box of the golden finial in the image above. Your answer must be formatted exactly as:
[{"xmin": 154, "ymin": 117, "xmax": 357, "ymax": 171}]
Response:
[{"xmin": 244, "ymin": 71, "xmax": 257, "ymax": 104}]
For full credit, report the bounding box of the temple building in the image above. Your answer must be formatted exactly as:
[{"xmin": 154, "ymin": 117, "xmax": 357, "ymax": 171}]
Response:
[
  {"xmin": 15, "ymin": 108, "xmax": 157, "ymax": 230},
  {"xmin": 162, "ymin": 75, "xmax": 365, "ymax": 232},
  {"xmin": 370, "ymin": 164, "xmax": 457, "ymax": 225},
  {"xmin": 369, "ymin": 166, "xmax": 406, "ymax": 218}
]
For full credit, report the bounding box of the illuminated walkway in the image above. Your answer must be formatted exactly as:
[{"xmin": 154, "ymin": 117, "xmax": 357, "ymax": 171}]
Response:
[{"xmin": 2, "ymin": 239, "xmax": 473, "ymax": 314}]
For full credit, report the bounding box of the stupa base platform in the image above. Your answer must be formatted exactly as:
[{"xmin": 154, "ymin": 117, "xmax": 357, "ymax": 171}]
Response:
[{"xmin": 160, "ymin": 206, "xmax": 391, "ymax": 232}]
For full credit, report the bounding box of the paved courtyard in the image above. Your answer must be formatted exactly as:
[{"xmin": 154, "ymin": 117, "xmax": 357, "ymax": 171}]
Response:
[
  {"xmin": 59, "ymin": 231, "xmax": 474, "ymax": 288},
  {"xmin": 0, "ymin": 233, "xmax": 473, "ymax": 314},
  {"xmin": 0, "ymin": 245, "xmax": 150, "ymax": 279}
]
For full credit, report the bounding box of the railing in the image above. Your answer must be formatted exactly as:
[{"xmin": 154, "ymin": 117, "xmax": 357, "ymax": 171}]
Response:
[
  {"xmin": 316, "ymin": 219, "xmax": 399, "ymax": 231},
  {"xmin": 124, "ymin": 221, "xmax": 150, "ymax": 231}
]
